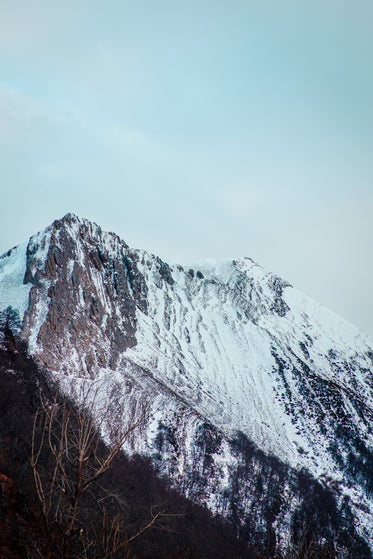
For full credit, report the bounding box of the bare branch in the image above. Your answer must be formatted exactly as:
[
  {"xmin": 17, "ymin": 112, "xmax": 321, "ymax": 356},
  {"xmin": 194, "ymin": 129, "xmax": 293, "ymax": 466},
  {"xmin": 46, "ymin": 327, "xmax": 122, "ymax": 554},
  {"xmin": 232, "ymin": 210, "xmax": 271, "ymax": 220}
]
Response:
[{"xmin": 29, "ymin": 384, "xmax": 157, "ymax": 558}]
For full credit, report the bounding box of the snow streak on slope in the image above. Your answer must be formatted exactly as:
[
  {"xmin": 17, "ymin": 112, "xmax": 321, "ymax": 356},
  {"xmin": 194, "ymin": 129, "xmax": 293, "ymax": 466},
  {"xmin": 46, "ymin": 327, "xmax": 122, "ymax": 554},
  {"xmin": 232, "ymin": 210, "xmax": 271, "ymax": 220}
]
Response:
[
  {"xmin": 124, "ymin": 256, "xmax": 298, "ymax": 462},
  {"xmin": 125, "ymin": 254, "xmax": 373, "ymax": 471}
]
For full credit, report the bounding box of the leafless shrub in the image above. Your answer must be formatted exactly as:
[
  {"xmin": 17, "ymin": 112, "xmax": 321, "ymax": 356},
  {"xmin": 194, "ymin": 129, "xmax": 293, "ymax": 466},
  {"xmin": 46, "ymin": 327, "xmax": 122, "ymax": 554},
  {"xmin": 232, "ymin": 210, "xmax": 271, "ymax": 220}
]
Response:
[{"xmin": 29, "ymin": 386, "xmax": 157, "ymax": 558}]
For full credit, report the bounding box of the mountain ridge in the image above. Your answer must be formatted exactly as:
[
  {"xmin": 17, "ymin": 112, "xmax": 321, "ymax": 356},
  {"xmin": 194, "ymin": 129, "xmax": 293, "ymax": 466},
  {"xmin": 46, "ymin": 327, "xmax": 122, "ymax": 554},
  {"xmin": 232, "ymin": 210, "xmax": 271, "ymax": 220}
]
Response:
[{"xmin": 1, "ymin": 213, "xmax": 373, "ymax": 557}]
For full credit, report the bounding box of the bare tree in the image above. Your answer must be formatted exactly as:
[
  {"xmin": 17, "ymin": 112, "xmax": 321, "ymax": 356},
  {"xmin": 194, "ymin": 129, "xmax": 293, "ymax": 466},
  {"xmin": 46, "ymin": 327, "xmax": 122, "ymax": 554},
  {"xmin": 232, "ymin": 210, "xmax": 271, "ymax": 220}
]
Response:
[
  {"xmin": 30, "ymin": 386, "xmax": 147, "ymax": 559},
  {"xmin": 284, "ymin": 525, "xmax": 336, "ymax": 559}
]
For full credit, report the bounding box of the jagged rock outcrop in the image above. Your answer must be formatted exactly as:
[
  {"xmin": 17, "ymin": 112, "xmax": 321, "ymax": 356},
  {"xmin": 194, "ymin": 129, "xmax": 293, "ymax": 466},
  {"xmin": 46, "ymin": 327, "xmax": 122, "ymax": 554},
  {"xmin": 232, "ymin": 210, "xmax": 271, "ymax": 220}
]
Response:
[{"xmin": 1, "ymin": 213, "xmax": 373, "ymax": 557}]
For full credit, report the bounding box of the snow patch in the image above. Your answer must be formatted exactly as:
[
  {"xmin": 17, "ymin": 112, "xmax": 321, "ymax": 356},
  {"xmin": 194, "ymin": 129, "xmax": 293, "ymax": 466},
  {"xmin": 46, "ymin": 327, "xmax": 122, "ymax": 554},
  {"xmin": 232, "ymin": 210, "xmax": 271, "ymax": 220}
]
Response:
[{"xmin": 0, "ymin": 242, "xmax": 31, "ymax": 330}]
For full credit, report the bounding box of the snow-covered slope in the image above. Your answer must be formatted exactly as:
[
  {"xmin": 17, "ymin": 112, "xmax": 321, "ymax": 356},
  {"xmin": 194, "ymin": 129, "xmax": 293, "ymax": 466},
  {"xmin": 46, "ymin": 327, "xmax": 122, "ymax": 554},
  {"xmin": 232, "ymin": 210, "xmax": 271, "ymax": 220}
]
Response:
[{"xmin": 1, "ymin": 213, "xmax": 373, "ymax": 557}]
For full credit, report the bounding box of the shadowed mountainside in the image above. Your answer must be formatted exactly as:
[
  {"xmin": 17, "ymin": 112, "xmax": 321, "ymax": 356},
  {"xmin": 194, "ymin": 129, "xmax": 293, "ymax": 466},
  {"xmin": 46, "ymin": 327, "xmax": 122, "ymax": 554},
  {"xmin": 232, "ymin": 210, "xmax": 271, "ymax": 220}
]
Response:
[{"xmin": 0, "ymin": 327, "xmax": 259, "ymax": 559}]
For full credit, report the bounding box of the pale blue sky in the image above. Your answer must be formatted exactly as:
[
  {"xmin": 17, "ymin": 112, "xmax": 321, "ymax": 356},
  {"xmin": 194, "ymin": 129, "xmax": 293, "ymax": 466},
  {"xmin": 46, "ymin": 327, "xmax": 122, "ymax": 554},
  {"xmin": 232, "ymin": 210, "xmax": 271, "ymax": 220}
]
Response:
[{"xmin": 0, "ymin": 1, "xmax": 372, "ymax": 336}]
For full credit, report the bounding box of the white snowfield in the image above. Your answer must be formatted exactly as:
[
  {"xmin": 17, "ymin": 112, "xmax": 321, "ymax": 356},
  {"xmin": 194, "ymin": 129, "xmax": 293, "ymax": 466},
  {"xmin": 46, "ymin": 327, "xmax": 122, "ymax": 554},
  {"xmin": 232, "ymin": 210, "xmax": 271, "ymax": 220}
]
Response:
[
  {"xmin": 127, "ymin": 253, "xmax": 373, "ymax": 468},
  {"xmin": 1, "ymin": 214, "xmax": 373, "ymax": 550},
  {"xmin": 0, "ymin": 242, "xmax": 32, "ymax": 325}
]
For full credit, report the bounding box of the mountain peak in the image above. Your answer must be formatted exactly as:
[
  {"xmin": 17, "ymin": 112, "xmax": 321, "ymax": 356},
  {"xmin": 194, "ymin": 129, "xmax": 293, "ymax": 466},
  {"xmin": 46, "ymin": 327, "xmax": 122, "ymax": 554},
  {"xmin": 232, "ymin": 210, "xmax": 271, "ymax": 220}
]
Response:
[{"xmin": 58, "ymin": 211, "xmax": 80, "ymax": 222}]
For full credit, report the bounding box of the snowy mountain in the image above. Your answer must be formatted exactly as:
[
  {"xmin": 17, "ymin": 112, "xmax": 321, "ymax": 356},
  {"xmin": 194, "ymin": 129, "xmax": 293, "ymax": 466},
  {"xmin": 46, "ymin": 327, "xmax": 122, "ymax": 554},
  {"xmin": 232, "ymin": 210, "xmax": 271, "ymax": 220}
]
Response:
[{"xmin": 1, "ymin": 213, "xmax": 373, "ymax": 557}]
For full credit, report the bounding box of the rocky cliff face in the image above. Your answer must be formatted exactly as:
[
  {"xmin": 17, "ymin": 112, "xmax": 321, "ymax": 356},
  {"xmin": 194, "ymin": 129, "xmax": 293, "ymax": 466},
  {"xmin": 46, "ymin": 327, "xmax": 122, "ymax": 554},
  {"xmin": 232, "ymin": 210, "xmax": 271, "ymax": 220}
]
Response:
[{"xmin": 1, "ymin": 213, "xmax": 373, "ymax": 557}]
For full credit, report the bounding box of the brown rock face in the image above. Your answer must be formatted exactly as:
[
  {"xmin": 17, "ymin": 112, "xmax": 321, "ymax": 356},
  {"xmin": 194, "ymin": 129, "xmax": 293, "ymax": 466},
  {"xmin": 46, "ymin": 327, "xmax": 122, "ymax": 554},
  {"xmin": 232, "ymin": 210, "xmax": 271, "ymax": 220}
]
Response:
[{"xmin": 22, "ymin": 214, "xmax": 148, "ymax": 377}]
